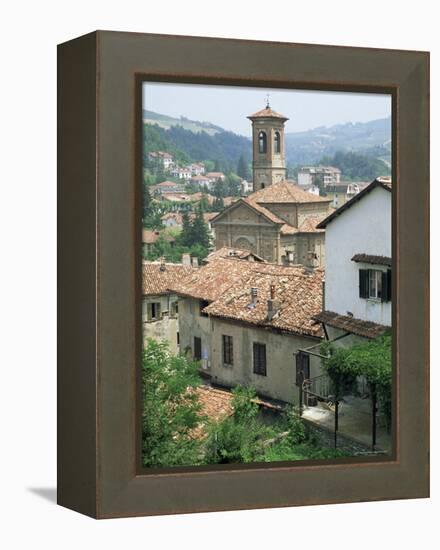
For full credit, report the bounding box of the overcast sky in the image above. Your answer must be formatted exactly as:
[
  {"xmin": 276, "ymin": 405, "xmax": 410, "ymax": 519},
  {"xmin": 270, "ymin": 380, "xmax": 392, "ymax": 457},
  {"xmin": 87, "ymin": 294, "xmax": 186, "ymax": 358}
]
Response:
[{"xmin": 142, "ymin": 82, "xmax": 391, "ymax": 136}]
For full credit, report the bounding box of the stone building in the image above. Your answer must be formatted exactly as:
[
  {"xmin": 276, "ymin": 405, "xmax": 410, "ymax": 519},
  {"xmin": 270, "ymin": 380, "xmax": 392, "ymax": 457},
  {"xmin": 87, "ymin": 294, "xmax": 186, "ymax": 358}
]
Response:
[
  {"xmin": 169, "ymin": 256, "xmax": 324, "ymax": 405},
  {"xmin": 211, "ymin": 102, "xmax": 333, "ymax": 266},
  {"xmin": 211, "ymin": 180, "xmax": 332, "ymax": 266},
  {"xmin": 142, "ymin": 261, "xmax": 195, "ymax": 353},
  {"xmin": 248, "ymin": 102, "xmax": 288, "ymax": 191}
]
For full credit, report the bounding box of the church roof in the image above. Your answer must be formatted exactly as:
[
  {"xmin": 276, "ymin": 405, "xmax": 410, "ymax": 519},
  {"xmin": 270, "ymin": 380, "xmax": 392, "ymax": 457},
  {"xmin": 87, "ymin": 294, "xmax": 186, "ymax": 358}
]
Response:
[
  {"xmin": 247, "ymin": 106, "xmax": 289, "ymax": 121},
  {"xmin": 250, "ymin": 180, "xmax": 332, "ymax": 205}
]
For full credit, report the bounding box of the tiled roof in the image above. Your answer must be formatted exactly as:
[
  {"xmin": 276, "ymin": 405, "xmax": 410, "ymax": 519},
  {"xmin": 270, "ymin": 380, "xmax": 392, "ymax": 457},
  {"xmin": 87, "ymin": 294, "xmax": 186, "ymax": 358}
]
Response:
[
  {"xmin": 142, "ymin": 229, "xmax": 160, "ymax": 244},
  {"xmin": 248, "ymin": 106, "xmax": 288, "ymax": 121},
  {"xmin": 250, "ymin": 180, "xmax": 332, "ymax": 205},
  {"xmin": 243, "ymin": 196, "xmax": 286, "ymax": 224},
  {"xmin": 170, "ymin": 258, "xmax": 324, "ymax": 338},
  {"xmin": 312, "ymin": 310, "xmax": 390, "ymax": 339},
  {"xmin": 316, "ymin": 178, "xmax": 392, "ymax": 229},
  {"xmin": 205, "ymin": 247, "xmax": 266, "ymax": 263},
  {"xmin": 351, "ymin": 254, "xmax": 392, "ymax": 267},
  {"xmin": 190, "ymin": 386, "xmax": 233, "ymax": 440},
  {"xmin": 297, "ymin": 216, "xmax": 326, "ymax": 234},
  {"xmin": 161, "ymin": 193, "xmax": 192, "ymax": 202},
  {"xmin": 142, "ymin": 261, "xmax": 195, "ymax": 296}
]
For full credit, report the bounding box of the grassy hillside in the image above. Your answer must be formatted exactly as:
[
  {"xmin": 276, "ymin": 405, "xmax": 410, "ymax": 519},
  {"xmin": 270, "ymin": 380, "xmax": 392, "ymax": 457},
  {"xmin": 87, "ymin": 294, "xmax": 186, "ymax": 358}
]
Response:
[{"xmin": 143, "ymin": 109, "xmax": 224, "ymax": 136}]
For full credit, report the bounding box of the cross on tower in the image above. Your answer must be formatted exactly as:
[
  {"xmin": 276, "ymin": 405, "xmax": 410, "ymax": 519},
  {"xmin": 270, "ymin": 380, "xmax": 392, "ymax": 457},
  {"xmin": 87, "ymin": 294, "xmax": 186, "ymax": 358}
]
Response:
[{"xmin": 265, "ymin": 93, "xmax": 270, "ymax": 108}]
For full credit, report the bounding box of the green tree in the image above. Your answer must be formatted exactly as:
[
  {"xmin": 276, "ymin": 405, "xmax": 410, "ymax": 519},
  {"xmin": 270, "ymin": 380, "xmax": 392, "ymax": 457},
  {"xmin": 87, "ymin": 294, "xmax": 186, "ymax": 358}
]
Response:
[
  {"xmin": 142, "ymin": 185, "xmax": 163, "ymax": 229},
  {"xmin": 179, "ymin": 211, "xmax": 193, "ymax": 247},
  {"xmin": 212, "ymin": 196, "xmax": 224, "ymax": 211},
  {"xmin": 141, "ymin": 340, "xmax": 204, "ymax": 468},
  {"xmin": 191, "ymin": 208, "xmax": 211, "ymax": 251},
  {"xmin": 237, "ymin": 154, "xmax": 250, "ymax": 180}
]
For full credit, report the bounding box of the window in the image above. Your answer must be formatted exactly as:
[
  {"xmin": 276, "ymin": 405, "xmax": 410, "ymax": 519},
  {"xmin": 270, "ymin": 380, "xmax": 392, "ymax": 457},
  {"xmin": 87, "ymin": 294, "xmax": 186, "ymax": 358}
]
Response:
[
  {"xmin": 258, "ymin": 131, "xmax": 267, "ymax": 154},
  {"xmin": 148, "ymin": 302, "xmax": 161, "ymax": 320},
  {"xmin": 253, "ymin": 343, "xmax": 267, "ymax": 376},
  {"xmin": 194, "ymin": 337, "xmax": 202, "ymax": 361},
  {"xmin": 170, "ymin": 301, "xmax": 178, "ymax": 316},
  {"xmin": 222, "ymin": 335, "xmax": 233, "ymax": 366},
  {"xmin": 359, "ymin": 269, "xmax": 391, "ymax": 302},
  {"xmin": 274, "ymin": 131, "xmax": 281, "ymax": 153},
  {"xmin": 176, "ymin": 332, "xmax": 180, "ymax": 345}
]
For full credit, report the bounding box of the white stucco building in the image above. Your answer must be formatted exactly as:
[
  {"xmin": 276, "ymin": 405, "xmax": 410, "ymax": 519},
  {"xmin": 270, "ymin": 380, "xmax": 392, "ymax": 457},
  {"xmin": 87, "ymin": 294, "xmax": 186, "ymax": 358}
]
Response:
[{"xmin": 314, "ymin": 177, "xmax": 392, "ymax": 340}]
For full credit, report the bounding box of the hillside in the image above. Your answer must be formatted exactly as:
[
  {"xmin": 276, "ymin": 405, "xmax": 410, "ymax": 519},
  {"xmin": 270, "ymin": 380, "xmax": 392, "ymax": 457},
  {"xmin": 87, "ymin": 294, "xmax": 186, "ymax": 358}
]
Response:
[
  {"xmin": 285, "ymin": 117, "xmax": 391, "ymax": 166},
  {"xmin": 143, "ymin": 109, "xmax": 225, "ymax": 136},
  {"xmin": 143, "ymin": 121, "xmax": 252, "ymax": 172}
]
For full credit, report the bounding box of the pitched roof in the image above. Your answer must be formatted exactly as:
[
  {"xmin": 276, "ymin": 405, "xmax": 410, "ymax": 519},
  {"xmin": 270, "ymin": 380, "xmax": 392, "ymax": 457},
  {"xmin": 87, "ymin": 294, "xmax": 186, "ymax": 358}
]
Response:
[
  {"xmin": 142, "ymin": 261, "xmax": 195, "ymax": 296},
  {"xmin": 142, "ymin": 229, "xmax": 160, "ymax": 244},
  {"xmin": 313, "ymin": 310, "xmax": 390, "ymax": 339},
  {"xmin": 189, "ymin": 386, "xmax": 233, "ymax": 440},
  {"xmin": 250, "ymin": 180, "xmax": 332, "ymax": 205},
  {"xmin": 316, "ymin": 178, "xmax": 392, "ymax": 229},
  {"xmin": 205, "ymin": 247, "xmax": 266, "ymax": 263},
  {"xmin": 351, "ymin": 254, "xmax": 392, "ymax": 267},
  {"xmin": 169, "ymin": 258, "xmax": 324, "ymax": 338},
  {"xmin": 248, "ymin": 106, "xmax": 289, "ymax": 121}
]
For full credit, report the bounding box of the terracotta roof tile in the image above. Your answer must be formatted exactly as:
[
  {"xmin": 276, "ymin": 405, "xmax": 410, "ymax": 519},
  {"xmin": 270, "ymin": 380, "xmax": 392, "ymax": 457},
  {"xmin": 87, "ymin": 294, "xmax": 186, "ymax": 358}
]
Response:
[
  {"xmin": 170, "ymin": 258, "xmax": 324, "ymax": 338},
  {"xmin": 206, "ymin": 247, "xmax": 266, "ymax": 263},
  {"xmin": 250, "ymin": 180, "xmax": 332, "ymax": 205},
  {"xmin": 142, "ymin": 261, "xmax": 195, "ymax": 296},
  {"xmin": 351, "ymin": 254, "xmax": 392, "ymax": 267},
  {"xmin": 312, "ymin": 310, "xmax": 390, "ymax": 339},
  {"xmin": 248, "ymin": 106, "xmax": 288, "ymax": 121}
]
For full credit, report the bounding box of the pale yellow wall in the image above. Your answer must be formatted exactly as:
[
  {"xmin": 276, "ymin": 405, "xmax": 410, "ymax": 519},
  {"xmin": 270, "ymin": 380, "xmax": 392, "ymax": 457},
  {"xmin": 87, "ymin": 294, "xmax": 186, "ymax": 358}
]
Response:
[
  {"xmin": 142, "ymin": 294, "xmax": 180, "ymax": 354},
  {"xmin": 209, "ymin": 318, "xmax": 322, "ymax": 405}
]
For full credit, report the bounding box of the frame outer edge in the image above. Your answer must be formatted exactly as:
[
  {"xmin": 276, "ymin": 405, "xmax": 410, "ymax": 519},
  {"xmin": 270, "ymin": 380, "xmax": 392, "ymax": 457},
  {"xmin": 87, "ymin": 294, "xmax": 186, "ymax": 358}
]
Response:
[{"xmin": 57, "ymin": 31, "xmax": 99, "ymax": 518}]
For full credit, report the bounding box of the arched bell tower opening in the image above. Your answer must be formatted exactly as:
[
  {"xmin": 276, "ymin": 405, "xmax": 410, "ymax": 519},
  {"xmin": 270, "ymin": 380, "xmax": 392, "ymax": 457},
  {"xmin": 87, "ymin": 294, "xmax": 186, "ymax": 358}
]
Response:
[{"xmin": 248, "ymin": 99, "xmax": 288, "ymax": 192}]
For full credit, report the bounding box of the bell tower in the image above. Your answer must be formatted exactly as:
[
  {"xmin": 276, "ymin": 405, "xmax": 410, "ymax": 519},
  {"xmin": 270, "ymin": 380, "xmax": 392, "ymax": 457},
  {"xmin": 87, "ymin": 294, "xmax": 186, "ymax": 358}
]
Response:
[{"xmin": 248, "ymin": 99, "xmax": 288, "ymax": 191}]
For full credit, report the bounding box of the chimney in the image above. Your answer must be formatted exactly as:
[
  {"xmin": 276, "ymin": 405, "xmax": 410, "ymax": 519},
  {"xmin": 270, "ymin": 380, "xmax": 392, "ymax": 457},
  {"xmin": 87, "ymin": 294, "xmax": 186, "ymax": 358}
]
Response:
[
  {"xmin": 159, "ymin": 257, "xmax": 166, "ymax": 272},
  {"xmin": 182, "ymin": 253, "xmax": 191, "ymax": 266},
  {"xmin": 267, "ymin": 286, "xmax": 280, "ymax": 321},
  {"xmin": 247, "ymin": 287, "xmax": 258, "ymax": 309},
  {"xmin": 191, "ymin": 256, "xmax": 199, "ymax": 268}
]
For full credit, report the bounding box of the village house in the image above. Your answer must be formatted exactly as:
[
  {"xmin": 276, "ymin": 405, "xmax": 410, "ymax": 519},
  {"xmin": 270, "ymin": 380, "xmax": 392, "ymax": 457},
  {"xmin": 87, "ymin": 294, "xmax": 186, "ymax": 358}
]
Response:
[
  {"xmin": 148, "ymin": 150, "xmax": 174, "ymax": 171},
  {"xmin": 142, "ymin": 229, "xmax": 176, "ymax": 256},
  {"xmin": 204, "ymin": 246, "xmax": 266, "ymax": 263},
  {"xmin": 168, "ymin": 256, "xmax": 324, "ymax": 405},
  {"xmin": 211, "ymin": 103, "xmax": 333, "ymax": 267},
  {"xmin": 170, "ymin": 166, "xmax": 192, "ymax": 180},
  {"xmin": 150, "ymin": 180, "xmax": 185, "ymax": 196},
  {"xmin": 324, "ymin": 182, "xmax": 363, "ymax": 208},
  {"xmin": 205, "ymin": 171, "xmax": 225, "ymax": 183},
  {"xmin": 240, "ymin": 179, "xmax": 253, "ymax": 195},
  {"xmin": 190, "ymin": 175, "xmax": 212, "ymax": 189},
  {"xmin": 188, "ymin": 162, "xmax": 205, "ymax": 176},
  {"xmin": 297, "ymin": 166, "xmax": 342, "ymax": 187},
  {"xmin": 313, "ymin": 177, "xmax": 392, "ymax": 342},
  {"xmin": 142, "ymin": 261, "xmax": 195, "ymax": 353}
]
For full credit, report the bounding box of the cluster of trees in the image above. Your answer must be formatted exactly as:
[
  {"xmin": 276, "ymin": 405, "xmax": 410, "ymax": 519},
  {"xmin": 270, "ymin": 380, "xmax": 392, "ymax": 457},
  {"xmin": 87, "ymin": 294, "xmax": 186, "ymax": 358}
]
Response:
[
  {"xmin": 145, "ymin": 208, "xmax": 212, "ymax": 263},
  {"xmin": 142, "ymin": 340, "xmax": 348, "ymax": 468},
  {"xmin": 318, "ymin": 151, "xmax": 391, "ymax": 181},
  {"xmin": 143, "ymin": 123, "xmax": 252, "ymax": 173}
]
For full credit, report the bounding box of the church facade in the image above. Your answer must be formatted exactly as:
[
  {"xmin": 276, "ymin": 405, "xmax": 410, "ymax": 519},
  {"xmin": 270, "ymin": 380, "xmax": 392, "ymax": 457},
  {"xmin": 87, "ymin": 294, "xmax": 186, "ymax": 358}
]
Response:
[{"xmin": 211, "ymin": 103, "xmax": 332, "ymax": 266}]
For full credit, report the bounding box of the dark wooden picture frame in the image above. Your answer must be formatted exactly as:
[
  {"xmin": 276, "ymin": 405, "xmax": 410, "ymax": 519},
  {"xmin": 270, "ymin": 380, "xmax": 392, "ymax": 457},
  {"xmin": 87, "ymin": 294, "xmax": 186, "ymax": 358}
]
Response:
[{"xmin": 58, "ymin": 31, "xmax": 429, "ymax": 518}]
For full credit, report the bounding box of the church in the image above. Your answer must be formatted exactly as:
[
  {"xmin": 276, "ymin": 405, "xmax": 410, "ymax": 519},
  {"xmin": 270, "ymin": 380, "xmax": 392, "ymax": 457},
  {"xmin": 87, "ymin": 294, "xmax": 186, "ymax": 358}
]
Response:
[{"xmin": 211, "ymin": 102, "xmax": 333, "ymax": 266}]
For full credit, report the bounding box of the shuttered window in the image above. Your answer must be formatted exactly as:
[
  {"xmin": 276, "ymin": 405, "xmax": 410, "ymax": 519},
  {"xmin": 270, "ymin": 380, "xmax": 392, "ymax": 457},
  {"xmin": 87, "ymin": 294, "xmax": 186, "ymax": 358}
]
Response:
[
  {"xmin": 194, "ymin": 337, "xmax": 202, "ymax": 361},
  {"xmin": 359, "ymin": 268, "xmax": 392, "ymax": 302},
  {"xmin": 253, "ymin": 343, "xmax": 267, "ymax": 376},
  {"xmin": 222, "ymin": 335, "xmax": 233, "ymax": 366}
]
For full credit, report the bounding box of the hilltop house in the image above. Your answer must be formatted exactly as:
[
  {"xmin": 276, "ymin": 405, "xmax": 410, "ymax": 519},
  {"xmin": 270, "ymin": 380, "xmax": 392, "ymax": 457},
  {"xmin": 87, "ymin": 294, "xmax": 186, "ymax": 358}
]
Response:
[
  {"xmin": 313, "ymin": 177, "xmax": 392, "ymax": 344},
  {"xmin": 168, "ymin": 256, "xmax": 324, "ymax": 404},
  {"xmin": 142, "ymin": 261, "xmax": 195, "ymax": 353},
  {"xmin": 148, "ymin": 151, "xmax": 174, "ymax": 171},
  {"xmin": 324, "ymin": 182, "xmax": 363, "ymax": 208},
  {"xmin": 150, "ymin": 180, "xmax": 185, "ymax": 196},
  {"xmin": 297, "ymin": 166, "xmax": 341, "ymax": 187}
]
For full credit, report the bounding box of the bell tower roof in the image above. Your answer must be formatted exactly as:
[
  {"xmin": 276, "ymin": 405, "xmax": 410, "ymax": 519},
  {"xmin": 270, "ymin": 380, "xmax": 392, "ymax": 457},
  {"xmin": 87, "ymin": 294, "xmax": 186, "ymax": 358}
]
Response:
[{"xmin": 247, "ymin": 103, "xmax": 289, "ymax": 122}]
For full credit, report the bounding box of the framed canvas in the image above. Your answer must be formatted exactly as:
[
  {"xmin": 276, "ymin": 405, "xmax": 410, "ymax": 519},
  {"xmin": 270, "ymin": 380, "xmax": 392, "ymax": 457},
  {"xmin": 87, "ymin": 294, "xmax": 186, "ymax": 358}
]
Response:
[{"xmin": 57, "ymin": 31, "xmax": 429, "ymax": 518}]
